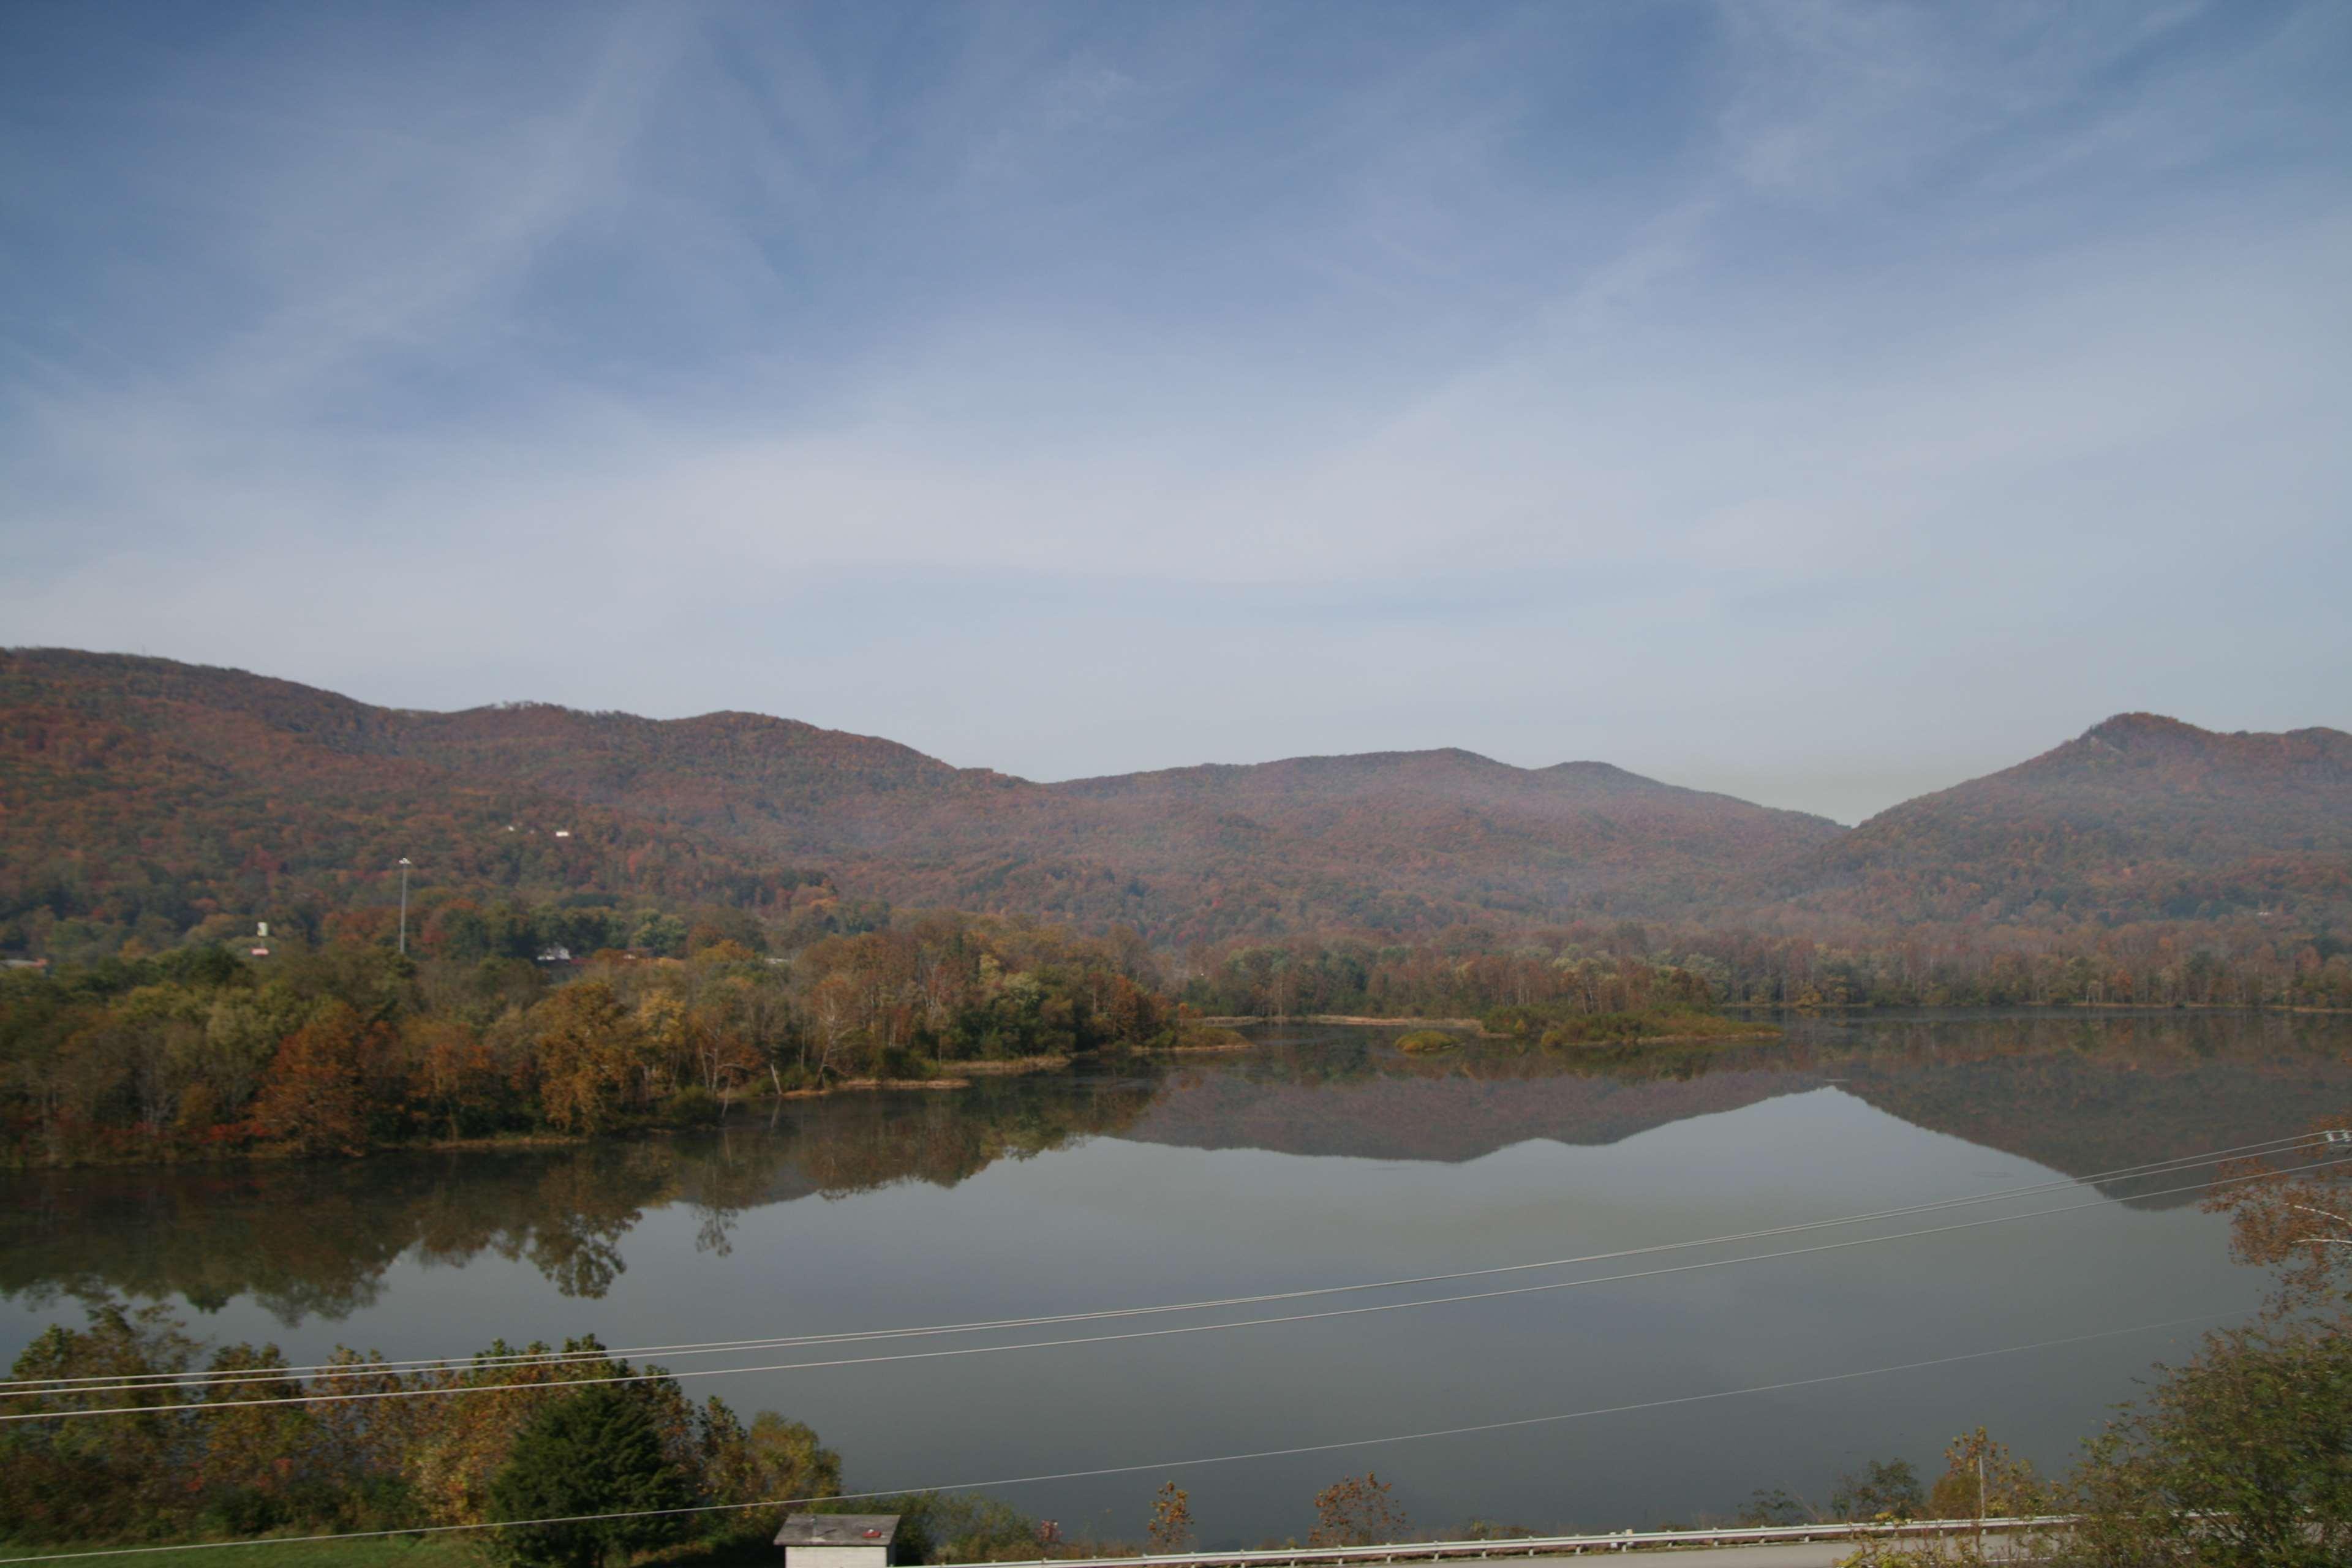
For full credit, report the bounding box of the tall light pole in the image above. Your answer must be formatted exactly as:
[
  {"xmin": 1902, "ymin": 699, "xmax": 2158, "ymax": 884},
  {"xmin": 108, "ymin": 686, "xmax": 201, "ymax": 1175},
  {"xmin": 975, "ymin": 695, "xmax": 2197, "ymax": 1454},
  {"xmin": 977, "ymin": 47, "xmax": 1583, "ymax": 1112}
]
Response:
[{"xmin": 396, "ymin": 858, "xmax": 413, "ymax": 957}]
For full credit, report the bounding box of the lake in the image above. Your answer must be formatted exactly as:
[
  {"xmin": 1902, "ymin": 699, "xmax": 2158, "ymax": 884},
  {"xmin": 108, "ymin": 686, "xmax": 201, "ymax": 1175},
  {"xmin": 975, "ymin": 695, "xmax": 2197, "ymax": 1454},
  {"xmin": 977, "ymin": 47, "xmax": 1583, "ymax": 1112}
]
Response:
[{"xmin": 6, "ymin": 1011, "xmax": 2348, "ymax": 1545}]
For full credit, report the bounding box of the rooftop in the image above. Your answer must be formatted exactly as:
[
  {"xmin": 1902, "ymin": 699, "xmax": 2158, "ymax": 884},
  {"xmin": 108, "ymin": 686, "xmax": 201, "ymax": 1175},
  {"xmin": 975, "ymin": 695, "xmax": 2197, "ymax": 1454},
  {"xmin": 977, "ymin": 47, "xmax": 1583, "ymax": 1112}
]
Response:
[{"xmin": 774, "ymin": 1515, "xmax": 901, "ymax": 1548}]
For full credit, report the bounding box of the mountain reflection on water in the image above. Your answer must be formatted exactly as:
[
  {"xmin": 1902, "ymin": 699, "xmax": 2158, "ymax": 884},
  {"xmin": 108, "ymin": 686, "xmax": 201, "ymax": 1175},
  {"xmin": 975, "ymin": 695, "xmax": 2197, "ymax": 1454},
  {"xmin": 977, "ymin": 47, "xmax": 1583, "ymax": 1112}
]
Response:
[
  {"xmin": 4, "ymin": 1011, "xmax": 2345, "ymax": 1326},
  {"xmin": 1135, "ymin": 1012, "xmax": 2352, "ymax": 1208}
]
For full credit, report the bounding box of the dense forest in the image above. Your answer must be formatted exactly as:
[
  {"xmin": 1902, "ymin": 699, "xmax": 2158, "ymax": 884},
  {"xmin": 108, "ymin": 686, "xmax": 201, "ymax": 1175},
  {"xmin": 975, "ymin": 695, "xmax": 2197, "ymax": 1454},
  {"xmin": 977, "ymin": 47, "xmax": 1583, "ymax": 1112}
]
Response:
[
  {"xmin": 0, "ymin": 908, "xmax": 1179, "ymax": 1166},
  {"xmin": 6, "ymin": 896, "xmax": 2346, "ymax": 1168},
  {"xmin": 1177, "ymin": 917, "xmax": 2352, "ymax": 1017}
]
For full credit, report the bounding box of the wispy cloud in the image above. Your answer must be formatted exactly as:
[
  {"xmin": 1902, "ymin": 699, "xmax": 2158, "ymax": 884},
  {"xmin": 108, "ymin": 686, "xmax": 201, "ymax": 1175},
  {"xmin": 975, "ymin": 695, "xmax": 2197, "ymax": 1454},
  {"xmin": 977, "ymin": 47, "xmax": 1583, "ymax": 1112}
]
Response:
[{"xmin": 2, "ymin": 0, "xmax": 2346, "ymax": 821}]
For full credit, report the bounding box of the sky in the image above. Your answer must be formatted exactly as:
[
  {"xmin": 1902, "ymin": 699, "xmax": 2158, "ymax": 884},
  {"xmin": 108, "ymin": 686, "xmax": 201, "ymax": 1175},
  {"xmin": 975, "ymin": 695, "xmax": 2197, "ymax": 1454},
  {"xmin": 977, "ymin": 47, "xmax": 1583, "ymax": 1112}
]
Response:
[{"xmin": 2, "ymin": 1, "xmax": 2348, "ymax": 824}]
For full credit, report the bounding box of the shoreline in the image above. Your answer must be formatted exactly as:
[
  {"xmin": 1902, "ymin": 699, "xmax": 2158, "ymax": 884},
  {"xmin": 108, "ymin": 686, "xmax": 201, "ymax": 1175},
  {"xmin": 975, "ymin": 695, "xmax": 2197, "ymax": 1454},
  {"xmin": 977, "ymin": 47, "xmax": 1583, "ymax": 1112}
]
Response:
[
  {"xmin": 776, "ymin": 1076, "xmax": 970, "ymax": 1098},
  {"xmin": 1195, "ymin": 1013, "xmax": 1492, "ymax": 1031},
  {"xmin": 1547, "ymin": 1027, "xmax": 1785, "ymax": 1047},
  {"xmin": 1718, "ymin": 999, "xmax": 2348, "ymax": 1015},
  {"xmin": 10, "ymin": 1003, "xmax": 2334, "ymax": 1170}
]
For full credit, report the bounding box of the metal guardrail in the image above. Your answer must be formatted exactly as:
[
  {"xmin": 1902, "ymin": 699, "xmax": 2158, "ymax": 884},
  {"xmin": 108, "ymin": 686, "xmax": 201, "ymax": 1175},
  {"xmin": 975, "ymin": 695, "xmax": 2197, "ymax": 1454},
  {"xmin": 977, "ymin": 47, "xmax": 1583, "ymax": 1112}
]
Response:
[{"xmin": 938, "ymin": 1515, "xmax": 2082, "ymax": 1567}]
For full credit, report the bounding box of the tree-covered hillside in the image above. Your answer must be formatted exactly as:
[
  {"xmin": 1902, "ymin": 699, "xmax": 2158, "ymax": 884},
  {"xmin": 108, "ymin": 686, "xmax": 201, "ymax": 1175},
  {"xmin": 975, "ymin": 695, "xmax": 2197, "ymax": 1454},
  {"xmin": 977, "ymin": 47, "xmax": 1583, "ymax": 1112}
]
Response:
[
  {"xmin": 0, "ymin": 650, "xmax": 1843, "ymax": 950},
  {"xmin": 1773, "ymin": 713, "xmax": 2352, "ymax": 924},
  {"xmin": 0, "ymin": 652, "xmax": 834, "ymax": 958},
  {"xmin": 7, "ymin": 651, "xmax": 2348, "ymax": 959}
]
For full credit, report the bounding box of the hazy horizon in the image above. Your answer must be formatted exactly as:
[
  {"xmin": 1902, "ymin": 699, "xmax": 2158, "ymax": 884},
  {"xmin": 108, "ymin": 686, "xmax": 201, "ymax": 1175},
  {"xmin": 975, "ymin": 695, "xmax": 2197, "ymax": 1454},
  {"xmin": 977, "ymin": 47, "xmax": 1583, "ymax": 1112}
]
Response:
[{"xmin": 6, "ymin": 2, "xmax": 2348, "ymax": 824}]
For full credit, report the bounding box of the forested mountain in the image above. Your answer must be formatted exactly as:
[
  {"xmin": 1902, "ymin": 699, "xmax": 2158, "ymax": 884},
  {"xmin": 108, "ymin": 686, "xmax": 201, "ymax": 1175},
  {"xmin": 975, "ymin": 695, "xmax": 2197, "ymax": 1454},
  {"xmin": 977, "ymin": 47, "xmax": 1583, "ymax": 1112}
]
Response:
[
  {"xmin": 0, "ymin": 652, "xmax": 835, "ymax": 955},
  {"xmin": 390, "ymin": 698, "xmax": 1846, "ymax": 936},
  {"xmin": 5, "ymin": 650, "xmax": 2346, "ymax": 958},
  {"xmin": 1772, "ymin": 713, "xmax": 2352, "ymax": 924},
  {"xmin": 0, "ymin": 650, "xmax": 1840, "ymax": 950},
  {"xmin": 1035, "ymin": 750, "xmax": 1839, "ymax": 930}
]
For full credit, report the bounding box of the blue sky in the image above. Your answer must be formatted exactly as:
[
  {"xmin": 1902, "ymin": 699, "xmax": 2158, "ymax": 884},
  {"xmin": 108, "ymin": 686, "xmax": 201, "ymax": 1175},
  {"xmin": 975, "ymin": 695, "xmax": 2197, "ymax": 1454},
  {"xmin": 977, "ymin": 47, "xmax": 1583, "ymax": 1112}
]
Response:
[{"xmin": 2, "ymin": 1, "xmax": 2347, "ymax": 821}]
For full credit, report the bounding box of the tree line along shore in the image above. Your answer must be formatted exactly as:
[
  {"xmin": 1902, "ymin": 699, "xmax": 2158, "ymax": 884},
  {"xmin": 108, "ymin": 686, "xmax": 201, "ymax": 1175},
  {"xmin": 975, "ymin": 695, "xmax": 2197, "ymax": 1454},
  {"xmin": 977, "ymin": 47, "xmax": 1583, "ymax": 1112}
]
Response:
[{"xmin": 5, "ymin": 896, "xmax": 2347, "ymax": 1167}]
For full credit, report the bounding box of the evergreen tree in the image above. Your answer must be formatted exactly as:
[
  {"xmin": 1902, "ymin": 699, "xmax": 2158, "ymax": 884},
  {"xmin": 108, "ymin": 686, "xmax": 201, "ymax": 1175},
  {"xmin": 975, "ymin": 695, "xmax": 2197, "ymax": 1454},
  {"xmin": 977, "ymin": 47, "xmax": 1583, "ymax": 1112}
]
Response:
[{"xmin": 486, "ymin": 1383, "xmax": 692, "ymax": 1568}]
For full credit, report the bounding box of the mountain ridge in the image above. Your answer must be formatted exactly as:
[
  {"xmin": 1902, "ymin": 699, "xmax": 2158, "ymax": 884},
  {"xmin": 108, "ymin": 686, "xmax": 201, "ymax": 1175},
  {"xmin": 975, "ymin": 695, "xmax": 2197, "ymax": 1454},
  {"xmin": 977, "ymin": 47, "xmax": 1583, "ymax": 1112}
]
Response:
[
  {"xmin": 5, "ymin": 647, "xmax": 2346, "ymax": 950},
  {"xmin": 1776, "ymin": 707, "xmax": 2352, "ymax": 924}
]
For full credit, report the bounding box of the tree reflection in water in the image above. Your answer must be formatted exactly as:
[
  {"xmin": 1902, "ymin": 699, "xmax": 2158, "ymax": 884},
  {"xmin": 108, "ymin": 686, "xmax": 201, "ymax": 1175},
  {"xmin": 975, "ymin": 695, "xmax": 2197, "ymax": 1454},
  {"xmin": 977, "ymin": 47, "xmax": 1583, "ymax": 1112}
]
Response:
[
  {"xmin": 3, "ymin": 1011, "xmax": 2346, "ymax": 1322},
  {"xmin": 0, "ymin": 1077, "xmax": 1159, "ymax": 1323}
]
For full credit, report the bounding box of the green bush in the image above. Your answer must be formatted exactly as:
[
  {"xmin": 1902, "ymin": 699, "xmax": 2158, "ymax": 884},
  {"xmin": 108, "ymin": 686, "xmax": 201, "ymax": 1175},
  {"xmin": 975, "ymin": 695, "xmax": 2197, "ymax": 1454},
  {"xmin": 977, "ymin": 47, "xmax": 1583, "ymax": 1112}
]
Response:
[{"xmin": 2062, "ymin": 1318, "xmax": 2352, "ymax": 1565}]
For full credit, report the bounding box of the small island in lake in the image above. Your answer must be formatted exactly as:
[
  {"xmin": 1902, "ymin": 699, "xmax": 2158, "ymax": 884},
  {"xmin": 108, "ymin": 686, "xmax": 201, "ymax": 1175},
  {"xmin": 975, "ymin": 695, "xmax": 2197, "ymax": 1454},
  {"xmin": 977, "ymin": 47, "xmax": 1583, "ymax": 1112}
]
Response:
[{"xmin": 1483, "ymin": 1005, "xmax": 1782, "ymax": 1049}]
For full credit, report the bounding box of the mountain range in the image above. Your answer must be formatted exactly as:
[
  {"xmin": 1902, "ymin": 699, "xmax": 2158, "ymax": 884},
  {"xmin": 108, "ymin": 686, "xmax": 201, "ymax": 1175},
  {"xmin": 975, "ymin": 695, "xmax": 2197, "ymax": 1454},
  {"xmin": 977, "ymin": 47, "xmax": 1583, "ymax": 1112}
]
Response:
[{"xmin": 4, "ymin": 647, "xmax": 2346, "ymax": 950}]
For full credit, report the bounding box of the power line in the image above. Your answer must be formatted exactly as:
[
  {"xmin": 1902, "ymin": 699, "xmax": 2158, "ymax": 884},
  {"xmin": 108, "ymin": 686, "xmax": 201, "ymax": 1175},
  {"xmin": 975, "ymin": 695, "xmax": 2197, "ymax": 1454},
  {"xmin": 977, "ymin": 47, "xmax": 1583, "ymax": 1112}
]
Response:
[
  {"xmin": 0, "ymin": 1311, "xmax": 2228, "ymax": 1566},
  {"xmin": 7, "ymin": 1150, "xmax": 2318, "ymax": 1410},
  {"xmin": 7, "ymin": 1158, "xmax": 2319, "ymax": 1425},
  {"xmin": 7, "ymin": 1129, "xmax": 2325, "ymax": 1400}
]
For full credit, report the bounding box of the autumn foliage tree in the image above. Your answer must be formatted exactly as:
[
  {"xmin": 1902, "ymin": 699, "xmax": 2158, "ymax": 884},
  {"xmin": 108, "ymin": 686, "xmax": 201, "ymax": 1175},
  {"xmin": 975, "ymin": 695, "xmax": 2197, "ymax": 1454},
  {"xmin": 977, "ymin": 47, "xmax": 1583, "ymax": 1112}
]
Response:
[
  {"xmin": 249, "ymin": 1002, "xmax": 378, "ymax": 1156},
  {"xmin": 0, "ymin": 1301, "xmax": 888, "ymax": 1555},
  {"xmin": 1145, "ymin": 1480, "xmax": 1194, "ymax": 1553},
  {"xmin": 1309, "ymin": 1472, "xmax": 1409, "ymax": 1548},
  {"xmin": 529, "ymin": 982, "xmax": 649, "ymax": 1134},
  {"xmin": 2203, "ymin": 1116, "xmax": 2352, "ymax": 1307},
  {"xmin": 1924, "ymin": 1427, "xmax": 2048, "ymax": 1521},
  {"xmin": 2060, "ymin": 1321, "xmax": 2352, "ymax": 1567},
  {"xmin": 697, "ymin": 1407, "xmax": 843, "ymax": 1542}
]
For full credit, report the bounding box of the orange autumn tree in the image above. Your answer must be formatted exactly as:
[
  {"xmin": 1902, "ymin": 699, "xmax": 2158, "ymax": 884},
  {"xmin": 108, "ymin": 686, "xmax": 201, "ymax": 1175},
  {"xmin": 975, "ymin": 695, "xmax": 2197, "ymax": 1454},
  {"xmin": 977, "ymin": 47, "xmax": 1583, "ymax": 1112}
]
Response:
[
  {"xmin": 404, "ymin": 1015, "xmax": 510, "ymax": 1140},
  {"xmin": 2203, "ymin": 1115, "xmax": 2352, "ymax": 1308},
  {"xmin": 1145, "ymin": 1482, "xmax": 1194, "ymax": 1553},
  {"xmin": 251, "ymin": 1002, "xmax": 380, "ymax": 1156},
  {"xmin": 1310, "ymin": 1473, "xmax": 1409, "ymax": 1548}
]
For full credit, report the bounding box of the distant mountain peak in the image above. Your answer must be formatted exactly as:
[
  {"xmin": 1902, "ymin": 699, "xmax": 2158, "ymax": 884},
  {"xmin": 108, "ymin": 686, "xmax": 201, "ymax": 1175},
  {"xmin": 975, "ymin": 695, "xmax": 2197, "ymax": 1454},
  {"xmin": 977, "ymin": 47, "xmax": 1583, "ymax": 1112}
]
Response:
[
  {"xmin": 1775, "ymin": 709, "xmax": 2352, "ymax": 925},
  {"xmin": 2039, "ymin": 713, "xmax": 2352, "ymax": 778},
  {"xmin": 2075, "ymin": 712, "xmax": 2217, "ymax": 755},
  {"xmin": 2086, "ymin": 710, "xmax": 2198, "ymax": 741}
]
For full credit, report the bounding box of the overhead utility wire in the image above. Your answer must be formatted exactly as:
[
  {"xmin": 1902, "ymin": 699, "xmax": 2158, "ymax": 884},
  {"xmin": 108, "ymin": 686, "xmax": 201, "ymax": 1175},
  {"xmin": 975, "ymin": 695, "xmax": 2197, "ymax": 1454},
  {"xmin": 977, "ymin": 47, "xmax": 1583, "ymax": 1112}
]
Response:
[
  {"xmin": 0, "ymin": 1311, "xmax": 2229, "ymax": 1566},
  {"xmin": 6, "ymin": 1158, "xmax": 2322, "ymax": 1425},
  {"xmin": 0, "ymin": 1132, "xmax": 2280, "ymax": 1396},
  {"xmin": 5, "ymin": 1133, "xmax": 2322, "ymax": 1399},
  {"xmin": 6, "ymin": 1129, "xmax": 2325, "ymax": 1400}
]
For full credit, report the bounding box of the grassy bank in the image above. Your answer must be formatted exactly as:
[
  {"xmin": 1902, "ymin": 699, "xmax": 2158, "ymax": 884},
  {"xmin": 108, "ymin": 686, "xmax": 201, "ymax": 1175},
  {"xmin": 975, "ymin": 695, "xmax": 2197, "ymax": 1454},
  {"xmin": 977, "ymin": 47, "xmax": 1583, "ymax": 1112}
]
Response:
[
  {"xmin": 1192, "ymin": 1014, "xmax": 1488, "ymax": 1030},
  {"xmin": 0, "ymin": 1539, "xmax": 483, "ymax": 1568}
]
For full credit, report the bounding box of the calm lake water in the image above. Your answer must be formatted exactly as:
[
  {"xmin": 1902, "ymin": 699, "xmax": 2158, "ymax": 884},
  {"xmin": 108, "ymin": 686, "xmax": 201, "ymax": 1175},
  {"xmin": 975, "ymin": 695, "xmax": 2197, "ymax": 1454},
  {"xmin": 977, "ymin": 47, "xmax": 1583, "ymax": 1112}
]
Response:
[{"xmin": 7, "ymin": 1012, "xmax": 2350, "ymax": 1544}]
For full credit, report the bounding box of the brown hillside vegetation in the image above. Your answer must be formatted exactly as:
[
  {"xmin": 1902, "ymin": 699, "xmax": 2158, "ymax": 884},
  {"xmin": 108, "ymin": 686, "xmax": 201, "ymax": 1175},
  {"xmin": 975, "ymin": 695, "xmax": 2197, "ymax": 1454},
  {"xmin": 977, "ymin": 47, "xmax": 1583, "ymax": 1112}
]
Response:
[
  {"xmin": 388, "ymin": 704, "xmax": 1847, "ymax": 937},
  {"xmin": 5, "ymin": 649, "xmax": 2348, "ymax": 953},
  {"xmin": 1, "ymin": 650, "xmax": 1840, "ymax": 946},
  {"xmin": 1774, "ymin": 712, "xmax": 2352, "ymax": 924},
  {"xmin": 0, "ymin": 654, "xmax": 833, "ymax": 954}
]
